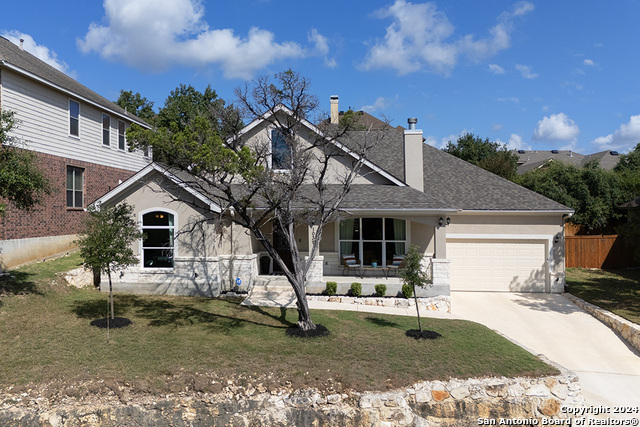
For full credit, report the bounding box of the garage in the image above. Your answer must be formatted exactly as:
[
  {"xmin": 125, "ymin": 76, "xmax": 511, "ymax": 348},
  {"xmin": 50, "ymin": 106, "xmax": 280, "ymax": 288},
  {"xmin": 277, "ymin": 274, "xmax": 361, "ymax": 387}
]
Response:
[{"xmin": 447, "ymin": 238, "xmax": 548, "ymax": 292}]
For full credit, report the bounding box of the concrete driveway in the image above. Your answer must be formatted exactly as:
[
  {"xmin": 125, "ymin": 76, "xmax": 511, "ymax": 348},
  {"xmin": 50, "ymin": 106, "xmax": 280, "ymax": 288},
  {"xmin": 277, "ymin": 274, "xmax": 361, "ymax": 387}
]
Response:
[{"xmin": 451, "ymin": 292, "xmax": 640, "ymax": 407}]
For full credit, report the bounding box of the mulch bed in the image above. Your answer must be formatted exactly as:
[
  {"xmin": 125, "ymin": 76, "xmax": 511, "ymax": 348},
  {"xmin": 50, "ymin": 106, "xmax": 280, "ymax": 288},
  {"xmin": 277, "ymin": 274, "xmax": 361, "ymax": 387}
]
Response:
[
  {"xmin": 89, "ymin": 317, "xmax": 133, "ymax": 329},
  {"xmin": 406, "ymin": 329, "xmax": 442, "ymax": 340},
  {"xmin": 286, "ymin": 324, "xmax": 330, "ymax": 338}
]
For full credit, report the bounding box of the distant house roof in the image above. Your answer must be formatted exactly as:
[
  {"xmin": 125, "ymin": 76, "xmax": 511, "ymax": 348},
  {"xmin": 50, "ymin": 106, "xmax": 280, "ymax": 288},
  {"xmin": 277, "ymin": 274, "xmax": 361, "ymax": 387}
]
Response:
[
  {"xmin": 515, "ymin": 149, "xmax": 621, "ymax": 174},
  {"xmin": 0, "ymin": 36, "xmax": 150, "ymax": 128}
]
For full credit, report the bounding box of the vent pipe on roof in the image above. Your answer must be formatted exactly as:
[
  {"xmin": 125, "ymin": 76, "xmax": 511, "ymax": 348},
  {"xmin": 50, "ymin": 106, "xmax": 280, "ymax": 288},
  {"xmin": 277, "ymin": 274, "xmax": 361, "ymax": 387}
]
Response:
[
  {"xmin": 408, "ymin": 117, "xmax": 417, "ymax": 130},
  {"xmin": 330, "ymin": 95, "xmax": 339, "ymax": 124},
  {"xmin": 19, "ymin": 39, "xmax": 24, "ymax": 50}
]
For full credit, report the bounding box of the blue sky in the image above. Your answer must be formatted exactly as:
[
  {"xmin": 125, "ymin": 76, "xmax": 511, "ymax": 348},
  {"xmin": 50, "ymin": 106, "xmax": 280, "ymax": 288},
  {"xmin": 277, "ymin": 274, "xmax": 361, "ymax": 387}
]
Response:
[{"xmin": 3, "ymin": 0, "xmax": 640, "ymax": 154}]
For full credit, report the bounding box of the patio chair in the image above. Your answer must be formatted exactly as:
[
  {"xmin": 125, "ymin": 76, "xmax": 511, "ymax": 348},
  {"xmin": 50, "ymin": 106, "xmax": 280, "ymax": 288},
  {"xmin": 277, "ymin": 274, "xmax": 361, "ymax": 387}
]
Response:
[
  {"xmin": 341, "ymin": 254, "xmax": 362, "ymax": 276},
  {"xmin": 387, "ymin": 254, "xmax": 405, "ymax": 276}
]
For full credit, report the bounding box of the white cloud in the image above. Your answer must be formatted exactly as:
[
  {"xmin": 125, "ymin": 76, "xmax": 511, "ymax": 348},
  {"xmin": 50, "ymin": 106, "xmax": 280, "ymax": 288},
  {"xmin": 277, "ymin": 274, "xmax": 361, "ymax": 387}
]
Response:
[
  {"xmin": 360, "ymin": 1, "xmax": 533, "ymax": 75},
  {"xmin": 426, "ymin": 129, "xmax": 472, "ymax": 149},
  {"xmin": 78, "ymin": 0, "xmax": 307, "ymax": 79},
  {"xmin": 1, "ymin": 31, "xmax": 74, "ymax": 76},
  {"xmin": 360, "ymin": 96, "xmax": 396, "ymax": 113},
  {"xmin": 515, "ymin": 64, "xmax": 538, "ymax": 79},
  {"xmin": 499, "ymin": 133, "xmax": 531, "ymax": 150},
  {"xmin": 488, "ymin": 64, "xmax": 505, "ymax": 74},
  {"xmin": 533, "ymin": 113, "xmax": 579, "ymax": 143},
  {"xmin": 583, "ymin": 58, "xmax": 594, "ymax": 66},
  {"xmin": 498, "ymin": 96, "xmax": 520, "ymax": 103},
  {"xmin": 592, "ymin": 114, "xmax": 640, "ymax": 151},
  {"xmin": 492, "ymin": 123, "xmax": 503, "ymax": 131},
  {"xmin": 308, "ymin": 29, "xmax": 337, "ymax": 68}
]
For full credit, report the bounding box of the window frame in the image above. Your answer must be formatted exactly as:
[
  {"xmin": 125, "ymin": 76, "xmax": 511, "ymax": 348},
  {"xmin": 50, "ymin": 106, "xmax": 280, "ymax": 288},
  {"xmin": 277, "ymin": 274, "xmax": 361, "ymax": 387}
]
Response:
[
  {"xmin": 66, "ymin": 166, "xmax": 84, "ymax": 209},
  {"xmin": 118, "ymin": 120, "xmax": 126, "ymax": 151},
  {"xmin": 102, "ymin": 113, "xmax": 111, "ymax": 146},
  {"xmin": 139, "ymin": 208, "xmax": 177, "ymax": 270},
  {"xmin": 338, "ymin": 217, "xmax": 409, "ymax": 266},
  {"xmin": 269, "ymin": 128, "xmax": 293, "ymax": 171},
  {"xmin": 69, "ymin": 99, "xmax": 80, "ymax": 138}
]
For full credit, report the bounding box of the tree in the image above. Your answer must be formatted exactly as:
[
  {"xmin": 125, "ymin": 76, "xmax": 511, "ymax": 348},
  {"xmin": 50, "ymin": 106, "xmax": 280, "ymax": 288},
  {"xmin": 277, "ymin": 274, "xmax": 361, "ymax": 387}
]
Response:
[
  {"xmin": 443, "ymin": 133, "xmax": 518, "ymax": 179},
  {"xmin": 0, "ymin": 109, "xmax": 51, "ymax": 217},
  {"xmin": 76, "ymin": 202, "xmax": 143, "ymax": 320},
  {"xmin": 514, "ymin": 161, "xmax": 631, "ymax": 231},
  {"xmin": 115, "ymin": 90, "xmax": 155, "ymax": 121},
  {"xmin": 128, "ymin": 70, "xmax": 381, "ymax": 331},
  {"xmin": 400, "ymin": 245, "xmax": 432, "ymax": 333}
]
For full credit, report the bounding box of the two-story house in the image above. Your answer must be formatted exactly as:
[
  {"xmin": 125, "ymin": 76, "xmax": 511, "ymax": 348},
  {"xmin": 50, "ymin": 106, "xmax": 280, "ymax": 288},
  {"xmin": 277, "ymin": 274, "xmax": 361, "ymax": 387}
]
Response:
[{"xmin": 0, "ymin": 36, "xmax": 151, "ymax": 270}]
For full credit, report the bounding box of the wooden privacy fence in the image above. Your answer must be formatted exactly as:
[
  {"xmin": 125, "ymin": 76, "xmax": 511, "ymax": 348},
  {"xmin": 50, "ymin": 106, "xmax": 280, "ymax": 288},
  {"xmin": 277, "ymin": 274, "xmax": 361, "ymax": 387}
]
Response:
[{"xmin": 565, "ymin": 234, "xmax": 635, "ymax": 269}]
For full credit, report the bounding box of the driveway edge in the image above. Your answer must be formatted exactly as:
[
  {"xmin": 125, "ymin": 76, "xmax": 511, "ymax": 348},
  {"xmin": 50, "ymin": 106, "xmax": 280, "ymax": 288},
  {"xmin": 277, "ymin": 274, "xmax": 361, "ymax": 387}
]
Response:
[{"xmin": 563, "ymin": 293, "xmax": 640, "ymax": 354}]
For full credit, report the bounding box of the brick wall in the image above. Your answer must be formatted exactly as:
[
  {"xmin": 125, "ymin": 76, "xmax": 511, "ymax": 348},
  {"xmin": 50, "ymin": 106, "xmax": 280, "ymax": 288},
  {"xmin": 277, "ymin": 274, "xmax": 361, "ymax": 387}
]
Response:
[{"xmin": 0, "ymin": 151, "xmax": 136, "ymax": 240}]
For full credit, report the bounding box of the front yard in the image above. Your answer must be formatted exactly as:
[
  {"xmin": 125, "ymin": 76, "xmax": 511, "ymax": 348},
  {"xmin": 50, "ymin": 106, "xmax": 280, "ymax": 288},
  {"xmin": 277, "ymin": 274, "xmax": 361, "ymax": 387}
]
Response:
[
  {"xmin": 566, "ymin": 268, "xmax": 640, "ymax": 325},
  {"xmin": 0, "ymin": 253, "xmax": 557, "ymax": 396}
]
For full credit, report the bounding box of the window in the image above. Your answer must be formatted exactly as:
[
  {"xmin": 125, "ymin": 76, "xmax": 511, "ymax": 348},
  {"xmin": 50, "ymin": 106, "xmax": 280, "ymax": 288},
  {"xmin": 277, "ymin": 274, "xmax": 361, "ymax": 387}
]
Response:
[
  {"xmin": 271, "ymin": 129, "xmax": 291, "ymax": 169},
  {"xmin": 141, "ymin": 211, "xmax": 175, "ymax": 268},
  {"xmin": 339, "ymin": 218, "xmax": 406, "ymax": 266},
  {"xmin": 69, "ymin": 100, "xmax": 80, "ymax": 137},
  {"xmin": 66, "ymin": 166, "xmax": 84, "ymax": 208},
  {"xmin": 118, "ymin": 120, "xmax": 126, "ymax": 150},
  {"xmin": 102, "ymin": 114, "xmax": 110, "ymax": 146}
]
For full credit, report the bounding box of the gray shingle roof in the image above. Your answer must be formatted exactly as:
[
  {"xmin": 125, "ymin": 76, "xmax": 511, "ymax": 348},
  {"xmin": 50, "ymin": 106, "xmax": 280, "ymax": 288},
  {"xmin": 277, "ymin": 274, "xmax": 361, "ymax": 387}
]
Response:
[
  {"xmin": 0, "ymin": 37, "xmax": 149, "ymax": 128},
  {"xmin": 341, "ymin": 129, "xmax": 571, "ymax": 212},
  {"xmin": 515, "ymin": 149, "xmax": 621, "ymax": 174}
]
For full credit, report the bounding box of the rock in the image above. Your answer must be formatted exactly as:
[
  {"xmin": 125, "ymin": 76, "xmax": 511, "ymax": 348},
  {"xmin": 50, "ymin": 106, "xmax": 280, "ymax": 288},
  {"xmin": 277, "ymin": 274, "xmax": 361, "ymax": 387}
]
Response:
[
  {"xmin": 550, "ymin": 384, "xmax": 568, "ymax": 400},
  {"xmin": 415, "ymin": 390, "xmax": 431, "ymax": 403},
  {"xmin": 449, "ymin": 387, "xmax": 470, "ymax": 400},
  {"xmin": 327, "ymin": 394, "xmax": 341, "ymax": 404},
  {"xmin": 431, "ymin": 390, "xmax": 449, "ymax": 402},
  {"xmin": 525, "ymin": 384, "xmax": 550, "ymax": 397},
  {"xmin": 540, "ymin": 398, "xmax": 561, "ymax": 416},
  {"xmin": 64, "ymin": 267, "xmax": 94, "ymax": 288}
]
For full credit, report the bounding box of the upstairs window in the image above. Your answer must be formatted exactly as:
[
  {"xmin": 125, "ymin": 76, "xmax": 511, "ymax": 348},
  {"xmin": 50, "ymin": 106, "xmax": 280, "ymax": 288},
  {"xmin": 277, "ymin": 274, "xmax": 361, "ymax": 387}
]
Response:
[
  {"xmin": 69, "ymin": 100, "xmax": 80, "ymax": 137},
  {"xmin": 271, "ymin": 129, "xmax": 291, "ymax": 170},
  {"xmin": 141, "ymin": 211, "xmax": 175, "ymax": 268},
  {"xmin": 102, "ymin": 114, "xmax": 110, "ymax": 146},
  {"xmin": 66, "ymin": 166, "xmax": 84, "ymax": 208},
  {"xmin": 118, "ymin": 120, "xmax": 126, "ymax": 150}
]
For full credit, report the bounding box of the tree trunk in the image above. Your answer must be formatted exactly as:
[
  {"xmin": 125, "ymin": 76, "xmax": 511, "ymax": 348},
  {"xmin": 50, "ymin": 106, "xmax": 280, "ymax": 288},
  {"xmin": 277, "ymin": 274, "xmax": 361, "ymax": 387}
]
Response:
[
  {"xmin": 108, "ymin": 270, "xmax": 114, "ymax": 320},
  {"xmin": 413, "ymin": 284, "xmax": 422, "ymax": 331},
  {"xmin": 291, "ymin": 273, "xmax": 316, "ymax": 331}
]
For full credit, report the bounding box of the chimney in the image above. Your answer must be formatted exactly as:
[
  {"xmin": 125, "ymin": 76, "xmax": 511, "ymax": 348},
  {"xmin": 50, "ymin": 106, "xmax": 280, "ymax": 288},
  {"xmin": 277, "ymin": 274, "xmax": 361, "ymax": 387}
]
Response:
[
  {"xmin": 330, "ymin": 95, "xmax": 339, "ymax": 124},
  {"xmin": 19, "ymin": 39, "xmax": 24, "ymax": 50},
  {"xmin": 404, "ymin": 118, "xmax": 424, "ymax": 192}
]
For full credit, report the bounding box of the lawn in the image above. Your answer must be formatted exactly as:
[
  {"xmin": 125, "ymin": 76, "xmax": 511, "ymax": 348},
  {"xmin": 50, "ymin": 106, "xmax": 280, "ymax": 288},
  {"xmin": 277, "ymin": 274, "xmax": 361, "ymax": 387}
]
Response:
[
  {"xmin": 0, "ymin": 253, "xmax": 557, "ymax": 396},
  {"xmin": 566, "ymin": 267, "xmax": 640, "ymax": 325}
]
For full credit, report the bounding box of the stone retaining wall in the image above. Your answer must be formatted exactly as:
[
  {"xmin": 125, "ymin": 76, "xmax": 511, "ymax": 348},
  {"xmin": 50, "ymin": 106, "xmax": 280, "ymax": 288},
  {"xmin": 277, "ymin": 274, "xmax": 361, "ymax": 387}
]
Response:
[
  {"xmin": 0, "ymin": 374, "xmax": 583, "ymax": 426},
  {"xmin": 564, "ymin": 293, "xmax": 640, "ymax": 353},
  {"xmin": 307, "ymin": 295, "xmax": 452, "ymax": 313}
]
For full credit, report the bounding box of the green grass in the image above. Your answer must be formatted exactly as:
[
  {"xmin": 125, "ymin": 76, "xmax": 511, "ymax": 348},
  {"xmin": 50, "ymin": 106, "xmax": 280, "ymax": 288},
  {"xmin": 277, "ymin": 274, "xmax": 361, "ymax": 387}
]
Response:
[
  {"xmin": 0, "ymin": 253, "xmax": 557, "ymax": 395},
  {"xmin": 566, "ymin": 268, "xmax": 640, "ymax": 325}
]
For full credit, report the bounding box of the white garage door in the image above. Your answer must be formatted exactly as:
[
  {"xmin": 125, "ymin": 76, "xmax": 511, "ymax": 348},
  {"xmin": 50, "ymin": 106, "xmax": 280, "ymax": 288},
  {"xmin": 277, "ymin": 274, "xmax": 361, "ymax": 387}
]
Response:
[{"xmin": 447, "ymin": 238, "xmax": 547, "ymax": 292}]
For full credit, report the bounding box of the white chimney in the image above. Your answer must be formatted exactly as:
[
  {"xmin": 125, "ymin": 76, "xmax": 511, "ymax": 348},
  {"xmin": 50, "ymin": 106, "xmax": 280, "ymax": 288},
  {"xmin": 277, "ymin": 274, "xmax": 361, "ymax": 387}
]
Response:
[
  {"xmin": 330, "ymin": 95, "xmax": 339, "ymax": 124},
  {"xmin": 404, "ymin": 118, "xmax": 424, "ymax": 192},
  {"xmin": 19, "ymin": 39, "xmax": 24, "ymax": 50}
]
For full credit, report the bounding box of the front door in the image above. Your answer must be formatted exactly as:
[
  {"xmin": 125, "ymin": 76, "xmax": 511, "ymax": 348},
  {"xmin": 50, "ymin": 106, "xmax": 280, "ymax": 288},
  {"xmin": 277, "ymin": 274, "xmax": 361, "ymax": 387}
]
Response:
[{"xmin": 273, "ymin": 222, "xmax": 295, "ymax": 274}]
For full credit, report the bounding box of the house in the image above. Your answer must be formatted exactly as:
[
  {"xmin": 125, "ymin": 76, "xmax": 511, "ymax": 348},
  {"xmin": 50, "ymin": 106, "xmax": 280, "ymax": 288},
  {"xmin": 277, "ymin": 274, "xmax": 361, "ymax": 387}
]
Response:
[
  {"xmin": 93, "ymin": 96, "xmax": 573, "ymax": 298},
  {"xmin": 515, "ymin": 149, "xmax": 621, "ymax": 174},
  {"xmin": 0, "ymin": 36, "xmax": 151, "ymax": 270}
]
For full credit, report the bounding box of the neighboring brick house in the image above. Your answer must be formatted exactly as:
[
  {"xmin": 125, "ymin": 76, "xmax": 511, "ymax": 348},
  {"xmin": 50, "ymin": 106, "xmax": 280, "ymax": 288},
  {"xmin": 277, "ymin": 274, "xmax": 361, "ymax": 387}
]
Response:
[{"xmin": 0, "ymin": 36, "xmax": 151, "ymax": 270}]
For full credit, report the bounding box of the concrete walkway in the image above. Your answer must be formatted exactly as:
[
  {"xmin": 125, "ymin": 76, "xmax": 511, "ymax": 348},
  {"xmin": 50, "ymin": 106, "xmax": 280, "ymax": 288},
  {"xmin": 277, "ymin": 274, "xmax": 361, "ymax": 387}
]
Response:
[{"xmin": 450, "ymin": 292, "xmax": 640, "ymax": 408}]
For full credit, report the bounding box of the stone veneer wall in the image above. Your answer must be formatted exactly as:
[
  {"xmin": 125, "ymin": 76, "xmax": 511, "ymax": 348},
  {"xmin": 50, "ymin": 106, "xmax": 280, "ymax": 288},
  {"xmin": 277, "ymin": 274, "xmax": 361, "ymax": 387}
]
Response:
[
  {"xmin": 564, "ymin": 293, "xmax": 640, "ymax": 353},
  {"xmin": 0, "ymin": 374, "xmax": 583, "ymax": 426}
]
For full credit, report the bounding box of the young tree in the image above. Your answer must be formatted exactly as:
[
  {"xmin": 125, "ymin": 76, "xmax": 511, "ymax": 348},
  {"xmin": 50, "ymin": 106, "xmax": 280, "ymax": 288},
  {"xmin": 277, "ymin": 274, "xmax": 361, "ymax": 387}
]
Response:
[
  {"xmin": 76, "ymin": 202, "xmax": 143, "ymax": 319},
  {"xmin": 443, "ymin": 133, "xmax": 518, "ymax": 179},
  {"xmin": 128, "ymin": 71, "xmax": 382, "ymax": 331},
  {"xmin": 0, "ymin": 109, "xmax": 51, "ymax": 217},
  {"xmin": 400, "ymin": 245, "xmax": 432, "ymax": 332}
]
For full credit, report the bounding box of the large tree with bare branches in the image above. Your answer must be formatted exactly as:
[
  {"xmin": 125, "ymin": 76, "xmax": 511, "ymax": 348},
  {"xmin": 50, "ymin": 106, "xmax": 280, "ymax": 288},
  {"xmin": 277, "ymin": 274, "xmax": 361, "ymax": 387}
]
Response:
[{"xmin": 128, "ymin": 71, "xmax": 384, "ymax": 331}]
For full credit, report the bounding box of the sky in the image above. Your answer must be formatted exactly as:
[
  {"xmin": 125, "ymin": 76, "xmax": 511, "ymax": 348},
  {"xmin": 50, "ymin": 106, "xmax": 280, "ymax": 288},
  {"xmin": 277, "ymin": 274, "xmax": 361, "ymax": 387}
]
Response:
[{"xmin": 3, "ymin": 0, "xmax": 640, "ymax": 154}]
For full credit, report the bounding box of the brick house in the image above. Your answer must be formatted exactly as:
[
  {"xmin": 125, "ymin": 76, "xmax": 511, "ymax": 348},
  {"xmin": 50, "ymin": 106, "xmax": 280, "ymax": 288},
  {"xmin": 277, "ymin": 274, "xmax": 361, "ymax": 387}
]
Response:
[{"xmin": 0, "ymin": 36, "xmax": 151, "ymax": 270}]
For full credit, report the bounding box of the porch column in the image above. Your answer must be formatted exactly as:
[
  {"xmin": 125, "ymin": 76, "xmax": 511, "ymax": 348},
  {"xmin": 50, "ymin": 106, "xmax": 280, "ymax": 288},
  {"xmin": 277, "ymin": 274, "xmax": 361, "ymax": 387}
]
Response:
[{"xmin": 434, "ymin": 222, "xmax": 447, "ymax": 259}]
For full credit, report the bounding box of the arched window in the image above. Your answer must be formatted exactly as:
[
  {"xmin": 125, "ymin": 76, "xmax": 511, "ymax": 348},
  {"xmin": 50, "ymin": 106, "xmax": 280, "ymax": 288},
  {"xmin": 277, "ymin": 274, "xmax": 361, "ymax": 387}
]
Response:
[{"xmin": 141, "ymin": 210, "xmax": 175, "ymax": 268}]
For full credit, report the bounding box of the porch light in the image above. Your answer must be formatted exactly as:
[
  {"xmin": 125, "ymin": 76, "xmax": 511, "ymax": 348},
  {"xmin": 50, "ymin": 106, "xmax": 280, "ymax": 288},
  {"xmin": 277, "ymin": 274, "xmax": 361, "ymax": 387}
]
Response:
[
  {"xmin": 446, "ymin": 217, "xmax": 451, "ymax": 225},
  {"xmin": 439, "ymin": 217, "xmax": 444, "ymax": 226}
]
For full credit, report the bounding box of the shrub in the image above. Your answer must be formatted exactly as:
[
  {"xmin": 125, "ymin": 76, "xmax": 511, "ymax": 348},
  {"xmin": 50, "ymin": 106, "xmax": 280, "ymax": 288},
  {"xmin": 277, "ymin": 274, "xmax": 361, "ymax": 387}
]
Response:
[
  {"xmin": 401, "ymin": 283, "xmax": 413, "ymax": 299},
  {"xmin": 325, "ymin": 281, "xmax": 337, "ymax": 296},
  {"xmin": 350, "ymin": 282, "xmax": 362, "ymax": 297},
  {"xmin": 375, "ymin": 284, "xmax": 387, "ymax": 297}
]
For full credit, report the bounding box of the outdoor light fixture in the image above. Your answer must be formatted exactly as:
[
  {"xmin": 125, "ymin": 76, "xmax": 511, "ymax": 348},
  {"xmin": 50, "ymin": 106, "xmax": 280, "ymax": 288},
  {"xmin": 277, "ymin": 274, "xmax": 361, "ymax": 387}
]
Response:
[
  {"xmin": 446, "ymin": 217, "xmax": 451, "ymax": 225},
  {"xmin": 554, "ymin": 234, "xmax": 560, "ymax": 244},
  {"xmin": 439, "ymin": 217, "xmax": 444, "ymax": 226}
]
